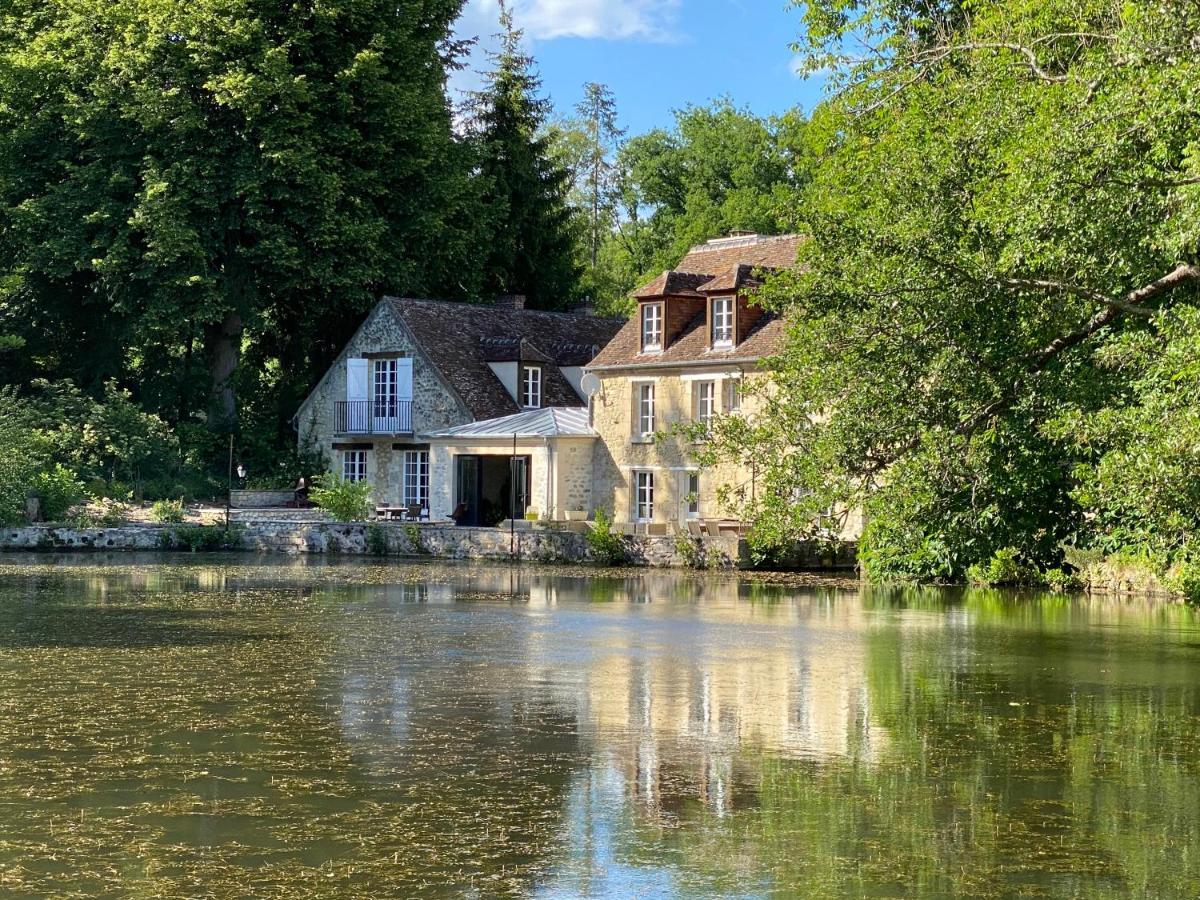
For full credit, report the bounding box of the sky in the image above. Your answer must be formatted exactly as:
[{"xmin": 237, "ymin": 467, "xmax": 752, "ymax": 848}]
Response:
[{"xmin": 449, "ymin": 0, "xmax": 829, "ymax": 136}]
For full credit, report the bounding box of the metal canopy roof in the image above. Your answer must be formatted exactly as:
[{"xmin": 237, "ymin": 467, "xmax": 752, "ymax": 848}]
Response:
[{"xmin": 427, "ymin": 407, "xmax": 594, "ymax": 439}]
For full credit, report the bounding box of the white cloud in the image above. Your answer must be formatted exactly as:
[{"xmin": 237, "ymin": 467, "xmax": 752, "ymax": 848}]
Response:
[{"xmin": 457, "ymin": 0, "xmax": 682, "ymax": 45}]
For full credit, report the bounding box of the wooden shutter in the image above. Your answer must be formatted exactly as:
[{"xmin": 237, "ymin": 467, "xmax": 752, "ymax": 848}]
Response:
[{"xmin": 396, "ymin": 357, "xmax": 414, "ymax": 399}]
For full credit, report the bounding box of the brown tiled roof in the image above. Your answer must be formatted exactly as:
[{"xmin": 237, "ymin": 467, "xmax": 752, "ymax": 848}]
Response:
[
  {"xmin": 587, "ymin": 233, "xmax": 800, "ymax": 370},
  {"xmin": 586, "ymin": 311, "xmax": 785, "ymax": 370},
  {"xmin": 389, "ymin": 298, "xmax": 624, "ymax": 419},
  {"xmin": 675, "ymin": 233, "xmax": 803, "ymax": 275},
  {"xmin": 631, "ymin": 270, "xmax": 711, "ymax": 299}
]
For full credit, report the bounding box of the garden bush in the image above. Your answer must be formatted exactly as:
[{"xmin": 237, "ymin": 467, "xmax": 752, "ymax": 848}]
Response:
[
  {"xmin": 310, "ymin": 473, "xmax": 373, "ymax": 522},
  {"xmin": 586, "ymin": 509, "xmax": 626, "ymax": 565},
  {"xmin": 149, "ymin": 499, "xmax": 186, "ymax": 524}
]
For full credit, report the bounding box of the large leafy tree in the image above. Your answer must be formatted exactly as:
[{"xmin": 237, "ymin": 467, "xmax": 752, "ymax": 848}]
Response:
[
  {"xmin": 0, "ymin": 0, "xmax": 473, "ymax": 436},
  {"xmin": 594, "ymin": 100, "xmax": 809, "ymax": 314},
  {"xmin": 466, "ymin": 2, "xmax": 579, "ymax": 309},
  {"xmin": 712, "ymin": 0, "xmax": 1200, "ymax": 577}
]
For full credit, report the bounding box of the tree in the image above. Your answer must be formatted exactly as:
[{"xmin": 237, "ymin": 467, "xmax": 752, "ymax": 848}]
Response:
[
  {"xmin": 466, "ymin": 1, "xmax": 580, "ymax": 308},
  {"xmin": 711, "ymin": 0, "xmax": 1200, "ymax": 578},
  {"xmin": 590, "ymin": 101, "xmax": 808, "ymax": 313},
  {"xmin": 574, "ymin": 83, "xmax": 624, "ymax": 270},
  {"xmin": 0, "ymin": 0, "xmax": 474, "ymax": 438}
]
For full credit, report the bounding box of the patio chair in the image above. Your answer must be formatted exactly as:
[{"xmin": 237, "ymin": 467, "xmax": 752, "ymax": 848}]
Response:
[{"xmin": 687, "ymin": 520, "xmax": 705, "ymax": 538}]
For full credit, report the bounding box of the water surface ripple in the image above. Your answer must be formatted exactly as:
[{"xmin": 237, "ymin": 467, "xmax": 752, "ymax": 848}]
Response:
[{"xmin": 0, "ymin": 555, "xmax": 1197, "ymax": 898}]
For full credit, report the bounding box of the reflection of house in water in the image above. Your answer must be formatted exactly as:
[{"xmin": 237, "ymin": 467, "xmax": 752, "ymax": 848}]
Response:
[{"xmin": 570, "ymin": 580, "xmax": 891, "ymax": 819}]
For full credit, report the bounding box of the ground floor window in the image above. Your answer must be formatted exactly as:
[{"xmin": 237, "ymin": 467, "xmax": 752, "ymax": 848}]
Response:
[
  {"xmin": 403, "ymin": 450, "xmax": 430, "ymax": 508},
  {"xmin": 634, "ymin": 470, "xmax": 655, "ymax": 521},
  {"xmin": 686, "ymin": 472, "xmax": 700, "ymax": 519},
  {"xmin": 342, "ymin": 449, "xmax": 367, "ymax": 483}
]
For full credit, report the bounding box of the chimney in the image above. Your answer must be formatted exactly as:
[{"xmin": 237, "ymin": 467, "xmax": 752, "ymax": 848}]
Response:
[{"xmin": 495, "ymin": 294, "xmax": 526, "ymax": 310}]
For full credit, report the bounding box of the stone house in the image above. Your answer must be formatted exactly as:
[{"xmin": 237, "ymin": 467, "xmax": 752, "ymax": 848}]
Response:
[
  {"xmin": 294, "ymin": 297, "xmax": 622, "ymax": 522},
  {"xmin": 584, "ymin": 233, "xmax": 810, "ymax": 530}
]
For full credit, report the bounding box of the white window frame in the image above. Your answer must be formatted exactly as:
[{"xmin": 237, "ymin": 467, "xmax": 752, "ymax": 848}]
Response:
[
  {"xmin": 521, "ymin": 365, "xmax": 542, "ymax": 409},
  {"xmin": 342, "ymin": 450, "xmax": 367, "ymax": 483},
  {"xmin": 686, "ymin": 475, "xmax": 700, "ymax": 518},
  {"xmin": 711, "ymin": 296, "xmax": 734, "ymax": 347},
  {"xmin": 636, "ymin": 382, "xmax": 656, "ymax": 438},
  {"xmin": 695, "ymin": 381, "xmax": 716, "ymax": 432},
  {"xmin": 724, "ymin": 377, "xmax": 742, "ymax": 413},
  {"xmin": 634, "ymin": 470, "xmax": 655, "ymax": 522},
  {"xmin": 402, "ymin": 450, "xmax": 429, "ymax": 508},
  {"xmin": 641, "ymin": 303, "xmax": 663, "ymax": 352}
]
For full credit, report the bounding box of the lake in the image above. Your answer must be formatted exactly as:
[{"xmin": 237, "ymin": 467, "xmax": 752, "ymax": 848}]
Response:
[{"xmin": 0, "ymin": 555, "xmax": 1197, "ymax": 898}]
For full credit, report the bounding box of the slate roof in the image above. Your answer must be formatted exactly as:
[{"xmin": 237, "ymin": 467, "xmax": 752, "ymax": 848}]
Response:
[
  {"xmin": 388, "ymin": 298, "xmax": 623, "ymax": 420},
  {"xmin": 427, "ymin": 407, "xmax": 594, "ymax": 439},
  {"xmin": 587, "ymin": 234, "xmax": 800, "ymax": 371}
]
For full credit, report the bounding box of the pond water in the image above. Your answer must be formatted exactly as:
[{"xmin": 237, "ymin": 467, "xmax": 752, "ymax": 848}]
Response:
[{"xmin": 0, "ymin": 556, "xmax": 1198, "ymax": 898}]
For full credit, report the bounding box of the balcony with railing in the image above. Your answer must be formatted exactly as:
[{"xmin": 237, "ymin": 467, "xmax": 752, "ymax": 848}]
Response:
[{"xmin": 335, "ymin": 399, "xmax": 414, "ymax": 435}]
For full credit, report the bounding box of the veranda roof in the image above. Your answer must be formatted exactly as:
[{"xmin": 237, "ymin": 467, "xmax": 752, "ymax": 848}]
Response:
[{"xmin": 427, "ymin": 407, "xmax": 594, "ymax": 440}]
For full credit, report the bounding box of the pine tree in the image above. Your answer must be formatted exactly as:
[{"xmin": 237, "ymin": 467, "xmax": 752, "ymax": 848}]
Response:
[
  {"xmin": 575, "ymin": 83, "xmax": 624, "ymax": 270},
  {"xmin": 467, "ymin": 1, "xmax": 580, "ymax": 308}
]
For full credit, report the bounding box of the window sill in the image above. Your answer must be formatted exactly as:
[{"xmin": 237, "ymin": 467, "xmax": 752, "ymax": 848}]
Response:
[{"xmin": 630, "ymin": 435, "xmax": 655, "ymax": 445}]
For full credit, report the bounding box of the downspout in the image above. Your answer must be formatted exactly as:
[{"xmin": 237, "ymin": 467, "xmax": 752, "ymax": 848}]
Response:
[{"xmin": 545, "ymin": 437, "xmax": 554, "ymax": 521}]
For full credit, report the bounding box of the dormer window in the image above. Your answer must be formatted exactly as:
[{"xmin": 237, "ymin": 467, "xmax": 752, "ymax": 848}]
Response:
[
  {"xmin": 711, "ymin": 297, "xmax": 734, "ymax": 347},
  {"xmin": 641, "ymin": 303, "xmax": 663, "ymax": 352},
  {"xmin": 521, "ymin": 365, "xmax": 542, "ymax": 409}
]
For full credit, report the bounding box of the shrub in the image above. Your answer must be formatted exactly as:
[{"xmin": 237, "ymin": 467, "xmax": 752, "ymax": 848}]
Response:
[
  {"xmin": 966, "ymin": 546, "xmax": 1040, "ymax": 586},
  {"xmin": 586, "ymin": 509, "xmax": 626, "ymax": 565},
  {"xmin": 367, "ymin": 523, "xmax": 390, "ymax": 556},
  {"xmin": 674, "ymin": 533, "xmax": 709, "ymax": 569},
  {"xmin": 32, "ymin": 464, "xmax": 86, "ymax": 521},
  {"xmin": 172, "ymin": 524, "xmax": 242, "ymax": 552},
  {"xmin": 149, "ymin": 498, "xmax": 186, "ymax": 524},
  {"xmin": 70, "ymin": 497, "xmax": 130, "ymax": 528},
  {"xmin": 310, "ymin": 473, "xmax": 373, "ymax": 522}
]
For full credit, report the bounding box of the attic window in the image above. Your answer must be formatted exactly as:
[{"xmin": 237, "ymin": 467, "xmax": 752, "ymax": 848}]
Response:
[
  {"xmin": 521, "ymin": 366, "xmax": 542, "ymax": 409},
  {"xmin": 641, "ymin": 303, "xmax": 663, "ymax": 352},
  {"xmin": 711, "ymin": 296, "xmax": 734, "ymax": 347}
]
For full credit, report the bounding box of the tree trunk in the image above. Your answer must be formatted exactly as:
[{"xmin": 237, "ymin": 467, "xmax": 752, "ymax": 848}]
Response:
[{"xmin": 205, "ymin": 311, "xmax": 243, "ymax": 432}]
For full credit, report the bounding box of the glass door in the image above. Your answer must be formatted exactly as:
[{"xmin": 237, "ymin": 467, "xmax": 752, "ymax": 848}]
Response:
[
  {"xmin": 455, "ymin": 455, "xmax": 480, "ymax": 526},
  {"xmin": 373, "ymin": 359, "xmax": 398, "ymax": 433}
]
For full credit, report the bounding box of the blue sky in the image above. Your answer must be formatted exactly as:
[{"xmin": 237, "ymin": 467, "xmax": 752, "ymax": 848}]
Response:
[{"xmin": 450, "ymin": 0, "xmax": 828, "ymax": 135}]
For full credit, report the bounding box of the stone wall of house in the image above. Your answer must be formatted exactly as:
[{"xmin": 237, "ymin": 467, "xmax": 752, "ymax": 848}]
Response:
[
  {"xmin": 428, "ymin": 442, "xmax": 552, "ymax": 522},
  {"xmin": 555, "ymin": 439, "xmax": 594, "ymax": 516},
  {"xmin": 294, "ymin": 300, "xmax": 472, "ymax": 506},
  {"xmin": 590, "ymin": 367, "xmax": 766, "ymax": 525}
]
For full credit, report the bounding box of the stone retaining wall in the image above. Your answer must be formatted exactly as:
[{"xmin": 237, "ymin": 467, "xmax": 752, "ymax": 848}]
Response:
[
  {"xmin": 0, "ymin": 521, "xmax": 853, "ymax": 570},
  {"xmin": 229, "ymin": 490, "xmax": 297, "ymax": 509}
]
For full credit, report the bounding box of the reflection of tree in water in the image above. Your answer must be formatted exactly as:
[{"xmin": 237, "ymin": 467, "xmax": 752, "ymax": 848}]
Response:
[{"xmin": 624, "ymin": 591, "xmax": 1200, "ymax": 897}]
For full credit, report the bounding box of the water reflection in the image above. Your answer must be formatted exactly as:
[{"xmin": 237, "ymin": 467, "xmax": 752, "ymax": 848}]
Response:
[{"xmin": 1, "ymin": 556, "xmax": 1199, "ymax": 897}]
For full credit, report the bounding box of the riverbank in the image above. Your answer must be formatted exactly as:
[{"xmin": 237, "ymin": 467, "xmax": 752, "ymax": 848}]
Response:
[{"xmin": 0, "ymin": 520, "xmax": 858, "ymax": 571}]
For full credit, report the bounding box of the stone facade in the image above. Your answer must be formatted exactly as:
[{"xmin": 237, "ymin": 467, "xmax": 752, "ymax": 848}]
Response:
[
  {"xmin": 294, "ymin": 301, "xmax": 471, "ymax": 506},
  {"xmin": 427, "ymin": 437, "xmax": 595, "ymax": 522},
  {"xmin": 590, "ymin": 366, "xmax": 768, "ymax": 526},
  {"xmin": 0, "ymin": 522, "xmax": 748, "ymax": 567}
]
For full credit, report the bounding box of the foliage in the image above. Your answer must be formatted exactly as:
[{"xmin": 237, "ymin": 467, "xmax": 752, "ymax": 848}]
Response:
[
  {"xmin": 71, "ymin": 498, "xmax": 131, "ymax": 528},
  {"xmin": 31, "ymin": 465, "xmax": 87, "ymax": 522},
  {"xmin": 966, "ymin": 547, "xmax": 1040, "ymax": 587},
  {"xmin": 708, "ymin": 0, "xmax": 1200, "ymax": 582},
  {"xmin": 310, "ymin": 474, "xmax": 372, "ymax": 523},
  {"xmin": 585, "ymin": 509, "xmax": 626, "ymax": 565},
  {"xmin": 149, "ymin": 499, "xmax": 186, "ymax": 525},
  {"xmin": 588, "ymin": 101, "xmax": 807, "ymax": 314},
  {"xmin": 464, "ymin": 3, "xmax": 580, "ymax": 308},
  {"xmin": 0, "ymin": 0, "xmax": 475, "ymax": 437},
  {"xmin": 169, "ymin": 524, "xmax": 242, "ymax": 552},
  {"xmin": 366, "ymin": 523, "xmax": 389, "ymax": 557}
]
